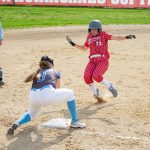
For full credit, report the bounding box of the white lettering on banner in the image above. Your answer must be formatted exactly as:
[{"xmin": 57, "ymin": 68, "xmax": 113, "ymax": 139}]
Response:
[
  {"xmin": 68, "ymin": 0, "xmax": 76, "ymax": 3},
  {"xmin": 1, "ymin": 0, "xmax": 149, "ymax": 6},
  {"xmin": 44, "ymin": 0, "xmax": 51, "ymax": 2},
  {"xmin": 129, "ymin": 0, "xmax": 134, "ymax": 4},
  {"xmin": 77, "ymin": 0, "xmax": 87, "ymax": 3},
  {"xmin": 88, "ymin": 0, "xmax": 96, "ymax": 4},
  {"xmin": 140, "ymin": 0, "xmax": 145, "ymax": 5},
  {"xmin": 60, "ymin": 0, "xmax": 68, "ymax": 2},
  {"xmin": 24, "ymin": 0, "xmax": 32, "ymax": 2},
  {"xmin": 111, "ymin": 0, "xmax": 135, "ymax": 5},
  {"xmin": 2, "ymin": 0, "xmax": 11, "ymax": 2},
  {"xmin": 97, "ymin": 0, "xmax": 106, "ymax": 4},
  {"xmin": 140, "ymin": 0, "xmax": 150, "ymax": 5},
  {"xmin": 44, "ymin": 0, "xmax": 59, "ymax": 2},
  {"xmin": 54, "ymin": 0, "xmax": 59, "ymax": 2},
  {"xmin": 34, "ymin": 0, "xmax": 43, "ymax": 2},
  {"xmin": 14, "ymin": 0, "xmax": 62, "ymax": 2},
  {"xmin": 120, "ymin": 0, "xmax": 128, "ymax": 4},
  {"xmin": 15, "ymin": 0, "xmax": 24, "ymax": 2},
  {"xmin": 68, "ymin": 0, "xmax": 77, "ymax": 3},
  {"xmin": 111, "ymin": 0, "xmax": 119, "ymax": 4}
]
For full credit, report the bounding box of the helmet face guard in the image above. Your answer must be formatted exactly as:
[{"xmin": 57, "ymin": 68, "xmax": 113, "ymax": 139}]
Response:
[
  {"xmin": 88, "ymin": 20, "xmax": 102, "ymax": 33},
  {"xmin": 88, "ymin": 28, "xmax": 102, "ymax": 33}
]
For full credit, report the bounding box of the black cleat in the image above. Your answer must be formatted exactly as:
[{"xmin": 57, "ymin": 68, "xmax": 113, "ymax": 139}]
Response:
[
  {"xmin": 7, "ymin": 124, "xmax": 18, "ymax": 135},
  {"xmin": 0, "ymin": 81, "xmax": 4, "ymax": 86}
]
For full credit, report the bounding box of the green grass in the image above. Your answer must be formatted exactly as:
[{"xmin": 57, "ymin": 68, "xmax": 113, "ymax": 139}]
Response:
[{"xmin": 0, "ymin": 6, "xmax": 150, "ymax": 29}]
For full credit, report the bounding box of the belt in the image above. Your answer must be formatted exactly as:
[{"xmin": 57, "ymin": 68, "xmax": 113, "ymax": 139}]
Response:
[
  {"xmin": 31, "ymin": 85, "xmax": 53, "ymax": 91},
  {"xmin": 90, "ymin": 54, "xmax": 105, "ymax": 59}
]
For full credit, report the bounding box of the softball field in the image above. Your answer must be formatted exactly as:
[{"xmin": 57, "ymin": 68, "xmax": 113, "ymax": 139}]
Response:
[{"xmin": 0, "ymin": 25, "xmax": 150, "ymax": 150}]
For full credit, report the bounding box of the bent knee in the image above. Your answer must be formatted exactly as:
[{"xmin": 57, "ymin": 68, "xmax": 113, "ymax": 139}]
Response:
[
  {"xmin": 28, "ymin": 112, "xmax": 37, "ymax": 120},
  {"xmin": 84, "ymin": 74, "xmax": 93, "ymax": 84},
  {"xmin": 92, "ymin": 74, "xmax": 103, "ymax": 82},
  {"xmin": 66, "ymin": 89, "xmax": 75, "ymax": 101}
]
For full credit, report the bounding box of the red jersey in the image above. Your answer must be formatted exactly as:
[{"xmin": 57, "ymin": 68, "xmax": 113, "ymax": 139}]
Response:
[{"xmin": 84, "ymin": 31, "xmax": 112, "ymax": 58}]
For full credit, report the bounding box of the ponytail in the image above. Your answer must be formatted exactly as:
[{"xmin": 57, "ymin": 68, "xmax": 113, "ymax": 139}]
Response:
[{"xmin": 24, "ymin": 56, "xmax": 53, "ymax": 83}]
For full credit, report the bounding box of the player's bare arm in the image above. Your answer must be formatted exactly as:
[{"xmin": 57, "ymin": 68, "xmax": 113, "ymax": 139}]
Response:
[
  {"xmin": 74, "ymin": 44, "xmax": 88, "ymax": 50},
  {"xmin": 56, "ymin": 79, "xmax": 60, "ymax": 88},
  {"xmin": 111, "ymin": 34, "xmax": 136, "ymax": 41},
  {"xmin": 66, "ymin": 36, "xmax": 88, "ymax": 50}
]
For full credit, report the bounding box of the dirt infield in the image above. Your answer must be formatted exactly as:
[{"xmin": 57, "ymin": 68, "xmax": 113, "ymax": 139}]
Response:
[{"xmin": 0, "ymin": 25, "xmax": 150, "ymax": 150}]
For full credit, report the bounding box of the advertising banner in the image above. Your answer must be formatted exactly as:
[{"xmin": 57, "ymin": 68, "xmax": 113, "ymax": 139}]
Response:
[{"xmin": 0, "ymin": 0, "xmax": 150, "ymax": 8}]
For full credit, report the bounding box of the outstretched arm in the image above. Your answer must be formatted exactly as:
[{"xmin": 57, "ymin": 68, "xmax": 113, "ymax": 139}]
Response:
[
  {"xmin": 111, "ymin": 34, "xmax": 136, "ymax": 41},
  {"xmin": 74, "ymin": 44, "xmax": 88, "ymax": 50},
  {"xmin": 66, "ymin": 36, "xmax": 88, "ymax": 51}
]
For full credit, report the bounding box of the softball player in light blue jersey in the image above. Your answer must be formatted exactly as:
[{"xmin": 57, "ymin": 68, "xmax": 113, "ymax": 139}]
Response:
[
  {"xmin": 0, "ymin": 20, "xmax": 4, "ymax": 86},
  {"xmin": 7, "ymin": 56, "xmax": 86, "ymax": 135}
]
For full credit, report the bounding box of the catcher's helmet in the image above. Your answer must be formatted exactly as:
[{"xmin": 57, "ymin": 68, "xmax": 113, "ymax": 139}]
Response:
[{"xmin": 88, "ymin": 20, "xmax": 102, "ymax": 32}]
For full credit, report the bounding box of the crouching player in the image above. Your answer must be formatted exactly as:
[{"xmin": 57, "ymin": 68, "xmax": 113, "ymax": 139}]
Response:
[{"xmin": 7, "ymin": 56, "xmax": 86, "ymax": 135}]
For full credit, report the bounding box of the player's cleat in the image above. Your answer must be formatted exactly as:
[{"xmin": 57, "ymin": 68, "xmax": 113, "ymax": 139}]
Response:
[
  {"xmin": 0, "ymin": 80, "xmax": 4, "ymax": 86},
  {"xmin": 7, "ymin": 123, "xmax": 18, "ymax": 135},
  {"xmin": 94, "ymin": 88, "xmax": 104, "ymax": 103},
  {"xmin": 71, "ymin": 121, "xmax": 86, "ymax": 128},
  {"xmin": 94, "ymin": 88, "xmax": 100, "ymax": 97},
  {"xmin": 109, "ymin": 84, "xmax": 118, "ymax": 97}
]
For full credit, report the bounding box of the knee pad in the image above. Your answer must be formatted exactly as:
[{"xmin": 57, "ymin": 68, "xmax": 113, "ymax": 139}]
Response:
[
  {"xmin": 28, "ymin": 107, "xmax": 40, "ymax": 120},
  {"xmin": 28, "ymin": 111, "xmax": 38, "ymax": 120},
  {"xmin": 66, "ymin": 89, "xmax": 75, "ymax": 102}
]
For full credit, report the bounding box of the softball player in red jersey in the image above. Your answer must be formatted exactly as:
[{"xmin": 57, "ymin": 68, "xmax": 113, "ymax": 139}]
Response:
[
  {"xmin": 7, "ymin": 56, "xmax": 86, "ymax": 135},
  {"xmin": 66, "ymin": 20, "xmax": 136, "ymax": 100}
]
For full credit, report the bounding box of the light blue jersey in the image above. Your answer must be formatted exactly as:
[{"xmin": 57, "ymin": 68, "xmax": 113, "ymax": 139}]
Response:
[
  {"xmin": 32, "ymin": 68, "xmax": 61, "ymax": 89},
  {"xmin": 0, "ymin": 21, "xmax": 3, "ymax": 40}
]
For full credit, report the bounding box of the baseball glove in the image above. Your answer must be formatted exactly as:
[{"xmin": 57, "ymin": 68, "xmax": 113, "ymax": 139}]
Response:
[
  {"xmin": 126, "ymin": 34, "xmax": 136, "ymax": 39},
  {"xmin": 66, "ymin": 36, "xmax": 76, "ymax": 46}
]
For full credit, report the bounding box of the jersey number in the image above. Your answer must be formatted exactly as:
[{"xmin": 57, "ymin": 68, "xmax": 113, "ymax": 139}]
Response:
[
  {"xmin": 37, "ymin": 71, "xmax": 46, "ymax": 82},
  {"xmin": 96, "ymin": 41, "xmax": 101, "ymax": 46}
]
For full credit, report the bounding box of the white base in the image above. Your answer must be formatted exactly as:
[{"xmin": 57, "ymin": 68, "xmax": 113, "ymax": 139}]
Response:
[{"xmin": 40, "ymin": 118, "xmax": 71, "ymax": 129}]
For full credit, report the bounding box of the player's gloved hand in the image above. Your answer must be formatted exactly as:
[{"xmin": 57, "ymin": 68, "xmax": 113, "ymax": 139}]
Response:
[
  {"xmin": 126, "ymin": 34, "xmax": 136, "ymax": 39},
  {"xmin": 66, "ymin": 36, "xmax": 76, "ymax": 46}
]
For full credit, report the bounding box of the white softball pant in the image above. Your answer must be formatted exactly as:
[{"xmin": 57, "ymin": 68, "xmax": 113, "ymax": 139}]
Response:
[{"xmin": 28, "ymin": 85, "xmax": 75, "ymax": 119}]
